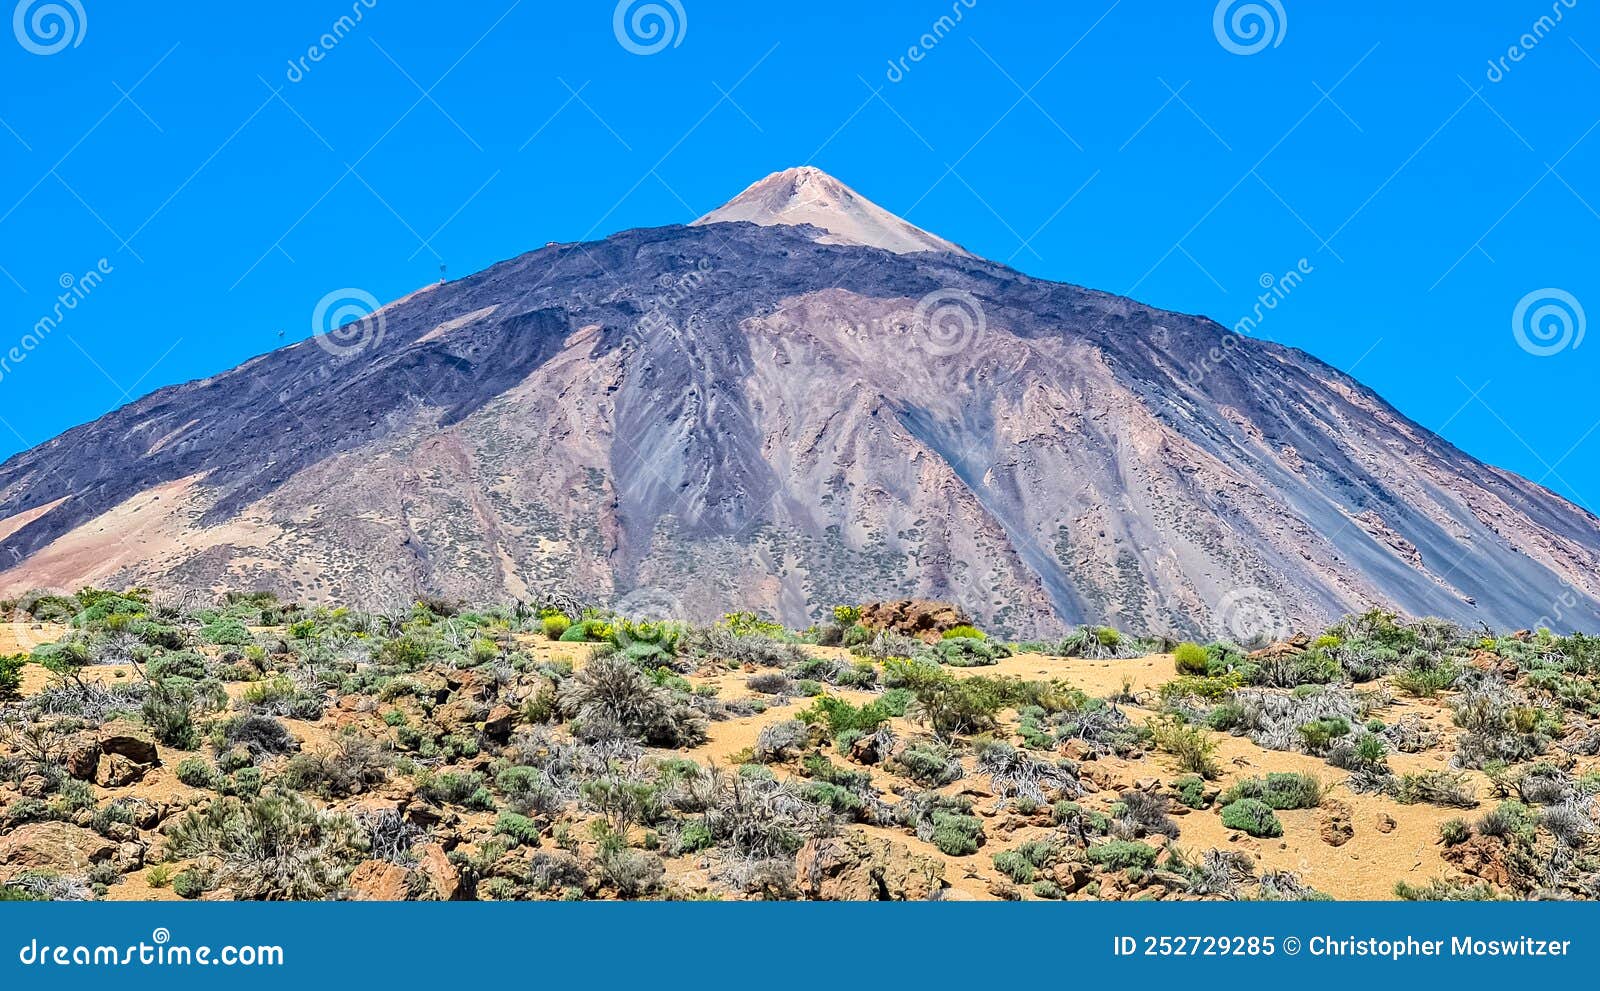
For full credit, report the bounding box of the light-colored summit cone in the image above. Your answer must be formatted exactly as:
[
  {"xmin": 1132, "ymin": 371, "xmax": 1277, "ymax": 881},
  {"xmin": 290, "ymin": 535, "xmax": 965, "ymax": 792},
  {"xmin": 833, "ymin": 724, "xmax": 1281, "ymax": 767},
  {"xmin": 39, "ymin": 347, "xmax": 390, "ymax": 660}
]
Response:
[{"xmin": 693, "ymin": 166, "xmax": 972, "ymax": 257}]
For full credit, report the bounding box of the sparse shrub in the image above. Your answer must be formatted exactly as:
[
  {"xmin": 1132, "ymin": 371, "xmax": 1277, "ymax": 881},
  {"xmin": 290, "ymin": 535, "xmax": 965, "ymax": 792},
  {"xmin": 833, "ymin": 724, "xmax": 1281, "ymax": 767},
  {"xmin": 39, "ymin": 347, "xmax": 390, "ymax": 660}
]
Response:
[
  {"xmin": 1148, "ymin": 716, "xmax": 1220, "ymax": 779},
  {"xmin": 753, "ymin": 719, "xmax": 810, "ymax": 764},
  {"xmin": 1395, "ymin": 876, "xmax": 1501, "ymax": 901},
  {"xmin": 556, "ymin": 653, "xmax": 707, "ymax": 747},
  {"xmin": 1397, "ymin": 770, "xmax": 1478, "ymax": 809},
  {"xmin": 893, "ymin": 738, "xmax": 964, "ymax": 786},
  {"xmin": 1438, "ymin": 818, "xmax": 1471, "ymax": 846},
  {"xmin": 165, "ymin": 790, "xmax": 365, "ymax": 899}
]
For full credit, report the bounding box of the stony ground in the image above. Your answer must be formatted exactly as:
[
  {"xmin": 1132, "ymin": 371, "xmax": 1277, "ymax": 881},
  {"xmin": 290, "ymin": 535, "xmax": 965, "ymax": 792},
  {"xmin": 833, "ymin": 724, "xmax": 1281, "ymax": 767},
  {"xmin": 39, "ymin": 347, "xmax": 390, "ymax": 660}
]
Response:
[{"xmin": 2, "ymin": 593, "xmax": 1596, "ymax": 901}]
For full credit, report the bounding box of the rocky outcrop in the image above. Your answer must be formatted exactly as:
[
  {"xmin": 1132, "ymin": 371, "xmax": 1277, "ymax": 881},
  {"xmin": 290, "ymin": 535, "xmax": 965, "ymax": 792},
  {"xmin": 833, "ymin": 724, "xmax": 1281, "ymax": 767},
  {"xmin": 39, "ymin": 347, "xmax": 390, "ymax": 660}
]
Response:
[
  {"xmin": 856, "ymin": 601, "xmax": 971, "ymax": 643},
  {"xmin": 795, "ymin": 832, "xmax": 946, "ymax": 901}
]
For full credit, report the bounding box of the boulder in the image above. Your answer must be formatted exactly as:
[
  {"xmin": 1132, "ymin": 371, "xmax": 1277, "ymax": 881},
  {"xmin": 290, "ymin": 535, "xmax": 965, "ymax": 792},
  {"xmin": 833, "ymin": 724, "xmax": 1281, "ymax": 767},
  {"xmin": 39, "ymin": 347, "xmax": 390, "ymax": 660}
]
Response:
[
  {"xmin": 65, "ymin": 737, "xmax": 101, "ymax": 781},
  {"xmin": 795, "ymin": 832, "xmax": 946, "ymax": 901},
  {"xmin": 1319, "ymin": 801, "xmax": 1354, "ymax": 847},
  {"xmin": 98, "ymin": 721, "xmax": 160, "ymax": 765},
  {"xmin": 95, "ymin": 753, "xmax": 149, "ymax": 788},
  {"xmin": 348, "ymin": 860, "xmax": 412, "ymax": 901},
  {"xmin": 482, "ymin": 704, "xmax": 518, "ymax": 740},
  {"xmin": 416, "ymin": 843, "xmax": 462, "ymax": 900},
  {"xmin": 848, "ymin": 733, "xmax": 885, "ymax": 765},
  {"xmin": 0, "ymin": 822, "xmax": 117, "ymax": 878}
]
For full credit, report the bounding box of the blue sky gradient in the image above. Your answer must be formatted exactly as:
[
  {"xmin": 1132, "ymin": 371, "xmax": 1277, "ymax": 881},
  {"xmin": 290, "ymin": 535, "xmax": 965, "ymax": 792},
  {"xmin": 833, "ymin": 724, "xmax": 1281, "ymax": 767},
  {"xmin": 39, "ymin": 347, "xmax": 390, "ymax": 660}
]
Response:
[{"xmin": 0, "ymin": 1, "xmax": 1596, "ymax": 508}]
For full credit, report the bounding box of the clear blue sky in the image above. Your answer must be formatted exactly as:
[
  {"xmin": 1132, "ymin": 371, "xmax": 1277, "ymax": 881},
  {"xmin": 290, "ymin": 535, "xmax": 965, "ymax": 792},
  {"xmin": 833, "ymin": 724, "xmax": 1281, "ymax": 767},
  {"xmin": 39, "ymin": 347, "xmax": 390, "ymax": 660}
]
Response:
[{"xmin": 1, "ymin": 1, "xmax": 1597, "ymax": 509}]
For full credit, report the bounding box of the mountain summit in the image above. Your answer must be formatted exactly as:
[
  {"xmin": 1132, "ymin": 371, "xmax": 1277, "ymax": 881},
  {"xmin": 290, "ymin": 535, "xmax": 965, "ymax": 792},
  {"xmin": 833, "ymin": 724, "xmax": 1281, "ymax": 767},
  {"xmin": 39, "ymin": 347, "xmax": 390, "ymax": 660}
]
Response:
[
  {"xmin": 2, "ymin": 170, "xmax": 1599, "ymax": 636},
  {"xmin": 694, "ymin": 166, "xmax": 971, "ymax": 257}
]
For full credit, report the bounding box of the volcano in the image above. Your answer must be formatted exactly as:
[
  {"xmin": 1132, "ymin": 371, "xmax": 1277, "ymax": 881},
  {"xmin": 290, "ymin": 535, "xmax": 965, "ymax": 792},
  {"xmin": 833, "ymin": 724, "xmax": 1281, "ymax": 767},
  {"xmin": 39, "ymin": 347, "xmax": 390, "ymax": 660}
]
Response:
[{"xmin": 3, "ymin": 168, "xmax": 1599, "ymax": 637}]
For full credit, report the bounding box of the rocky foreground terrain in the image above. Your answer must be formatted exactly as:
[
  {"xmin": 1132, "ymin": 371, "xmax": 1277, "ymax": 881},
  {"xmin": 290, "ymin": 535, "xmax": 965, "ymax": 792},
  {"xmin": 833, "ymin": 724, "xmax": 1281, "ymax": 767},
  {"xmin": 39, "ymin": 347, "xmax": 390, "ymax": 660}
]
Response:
[{"xmin": 3, "ymin": 588, "xmax": 1598, "ymax": 902}]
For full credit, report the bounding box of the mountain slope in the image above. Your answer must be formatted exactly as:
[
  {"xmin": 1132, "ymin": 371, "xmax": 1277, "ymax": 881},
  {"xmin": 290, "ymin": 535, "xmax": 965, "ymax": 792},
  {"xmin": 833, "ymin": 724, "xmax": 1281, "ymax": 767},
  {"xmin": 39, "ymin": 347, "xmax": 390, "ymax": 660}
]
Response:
[{"xmin": 2, "ymin": 169, "xmax": 1599, "ymax": 637}]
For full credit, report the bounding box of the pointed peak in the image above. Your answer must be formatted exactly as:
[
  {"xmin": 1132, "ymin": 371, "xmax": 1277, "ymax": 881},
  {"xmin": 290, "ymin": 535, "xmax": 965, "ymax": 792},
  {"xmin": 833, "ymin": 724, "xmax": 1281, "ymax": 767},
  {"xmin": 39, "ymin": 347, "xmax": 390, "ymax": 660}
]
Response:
[{"xmin": 693, "ymin": 167, "xmax": 972, "ymax": 257}]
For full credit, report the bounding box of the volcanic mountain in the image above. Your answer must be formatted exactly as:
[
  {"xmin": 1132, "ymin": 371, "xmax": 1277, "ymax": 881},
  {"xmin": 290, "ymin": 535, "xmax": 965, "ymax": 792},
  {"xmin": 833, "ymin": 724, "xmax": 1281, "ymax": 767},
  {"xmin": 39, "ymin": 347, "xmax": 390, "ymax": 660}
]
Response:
[{"xmin": 3, "ymin": 167, "xmax": 1599, "ymax": 637}]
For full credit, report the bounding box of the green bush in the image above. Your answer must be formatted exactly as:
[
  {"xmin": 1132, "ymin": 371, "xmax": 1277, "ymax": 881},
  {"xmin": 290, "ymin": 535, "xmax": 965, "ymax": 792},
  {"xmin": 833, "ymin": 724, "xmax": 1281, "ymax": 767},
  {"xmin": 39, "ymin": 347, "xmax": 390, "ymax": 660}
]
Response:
[
  {"xmin": 0, "ymin": 654, "xmax": 24, "ymax": 700},
  {"xmin": 1220, "ymin": 772, "xmax": 1324, "ymax": 810},
  {"xmin": 1438, "ymin": 818, "xmax": 1471, "ymax": 846},
  {"xmin": 1170, "ymin": 774, "xmax": 1210, "ymax": 809},
  {"xmin": 542, "ymin": 614, "xmax": 572, "ymax": 640},
  {"xmin": 942, "ymin": 625, "xmax": 987, "ymax": 641},
  {"xmin": 1086, "ymin": 840, "xmax": 1158, "ymax": 871},
  {"xmin": 993, "ymin": 849, "xmax": 1038, "ymax": 884},
  {"xmin": 929, "ymin": 811, "xmax": 983, "ymax": 856},
  {"xmin": 175, "ymin": 757, "xmax": 218, "ymax": 789},
  {"xmin": 1220, "ymin": 799, "xmax": 1283, "ymax": 837},
  {"xmin": 1297, "ymin": 716, "xmax": 1351, "ymax": 751},
  {"xmin": 495, "ymin": 812, "xmax": 542, "ymax": 846},
  {"xmin": 1173, "ymin": 642, "xmax": 1209, "ymax": 676}
]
